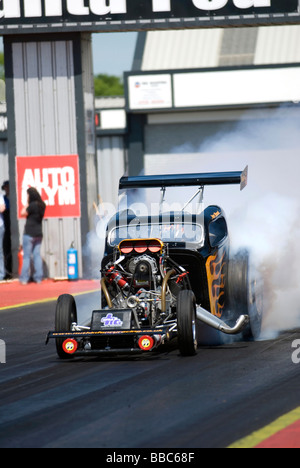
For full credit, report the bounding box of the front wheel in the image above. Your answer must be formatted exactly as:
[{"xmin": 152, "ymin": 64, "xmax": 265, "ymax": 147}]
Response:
[
  {"xmin": 177, "ymin": 290, "xmax": 198, "ymax": 357},
  {"xmin": 55, "ymin": 294, "xmax": 78, "ymax": 359}
]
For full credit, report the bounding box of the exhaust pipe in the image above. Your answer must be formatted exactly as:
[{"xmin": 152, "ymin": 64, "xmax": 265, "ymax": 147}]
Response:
[{"xmin": 196, "ymin": 307, "xmax": 249, "ymax": 335}]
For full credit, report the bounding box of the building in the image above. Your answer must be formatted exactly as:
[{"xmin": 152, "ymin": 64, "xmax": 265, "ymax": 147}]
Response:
[{"xmin": 2, "ymin": 25, "xmax": 300, "ymax": 278}]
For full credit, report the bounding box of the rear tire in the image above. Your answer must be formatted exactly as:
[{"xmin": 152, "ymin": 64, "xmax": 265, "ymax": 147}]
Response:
[
  {"xmin": 55, "ymin": 294, "xmax": 78, "ymax": 359},
  {"xmin": 177, "ymin": 290, "xmax": 198, "ymax": 356},
  {"xmin": 228, "ymin": 250, "xmax": 263, "ymax": 340}
]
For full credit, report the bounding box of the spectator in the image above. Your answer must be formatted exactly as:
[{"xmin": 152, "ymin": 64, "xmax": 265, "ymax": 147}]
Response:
[
  {"xmin": 2, "ymin": 181, "xmax": 12, "ymax": 279},
  {"xmin": 0, "ymin": 192, "xmax": 5, "ymax": 281},
  {"xmin": 20, "ymin": 188, "xmax": 46, "ymax": 285}
]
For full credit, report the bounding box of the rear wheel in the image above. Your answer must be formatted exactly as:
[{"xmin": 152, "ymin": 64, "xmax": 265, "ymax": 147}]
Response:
[
  {"xmin": 177, "ymin": 290, "xmax": 198, "ymax": 356},
  {"xmin": 55, "ymin": 294, "xmax": 78, "ymax": 359},
  {"xmin": 228, "ymin": 250, "xmax": 263, "ymax": 340}
]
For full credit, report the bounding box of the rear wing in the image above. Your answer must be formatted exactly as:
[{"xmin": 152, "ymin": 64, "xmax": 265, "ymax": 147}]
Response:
[{"xmin": 119, "ymin": 166, "xmax": 248, "ymax": 191}]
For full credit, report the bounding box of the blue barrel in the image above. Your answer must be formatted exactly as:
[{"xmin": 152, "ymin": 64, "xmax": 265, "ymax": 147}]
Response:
[{"xmin": 67, "ymin": 243, "xmax": 78, "ymax": 281}]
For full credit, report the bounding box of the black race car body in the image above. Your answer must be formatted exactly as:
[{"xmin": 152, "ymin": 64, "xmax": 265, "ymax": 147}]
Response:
[{"xmin": 47, "ymin": 167, "xmax": 263, "ymax": 358}]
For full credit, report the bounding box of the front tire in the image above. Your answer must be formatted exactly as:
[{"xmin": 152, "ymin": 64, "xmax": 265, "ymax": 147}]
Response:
[
  {"xmin": 177, "ymin": 290, "xmax": 198, "ymax": 356},
  {"xmin": 55, "ymin": 294, "xmax": 78, "ymax": 359}
]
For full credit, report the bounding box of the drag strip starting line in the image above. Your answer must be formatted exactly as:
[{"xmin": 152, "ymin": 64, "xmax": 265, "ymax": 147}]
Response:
[
  {"xmin": 228, "ymin": 406, "xmax": 300, "ymax": 448},
  {"xmin": 0, "ymin": 288, "xmax": 100, "ymax": 312}
]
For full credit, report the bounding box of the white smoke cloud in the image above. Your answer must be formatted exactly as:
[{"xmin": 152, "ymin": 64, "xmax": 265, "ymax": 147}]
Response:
[{"xmin": 201, "ymin": 111, "xmax": 300, "ymax": 338}]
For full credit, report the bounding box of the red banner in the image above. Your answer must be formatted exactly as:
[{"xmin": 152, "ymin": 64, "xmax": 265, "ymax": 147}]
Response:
[{"xmin": 16, "ymin": 155, "xmax": 81, "ymax": 219}]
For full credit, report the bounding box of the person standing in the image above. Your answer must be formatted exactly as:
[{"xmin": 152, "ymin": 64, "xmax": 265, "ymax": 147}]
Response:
[
  {"xmin": 2, "ymin": 181, "xmax": 12, "ymax": 279},
  {"xmin": 0, "ymin": 193, "xmax": 5, "ymax": 281},
  {"xmin": 20, "ymin": 187, "xmax": 46, "ymax": 285}
]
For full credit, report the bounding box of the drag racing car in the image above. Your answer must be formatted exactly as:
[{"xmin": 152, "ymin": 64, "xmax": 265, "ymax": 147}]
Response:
[{"xmin": 46, "ymin": 168, "xmax": 263, "ymax": 358}]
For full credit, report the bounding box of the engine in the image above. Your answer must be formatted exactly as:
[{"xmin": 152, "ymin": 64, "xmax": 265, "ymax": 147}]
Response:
[
  {"xmin": 127, "ymin": 254, "xmax": 159, "ymax": 287},
  {"xmin": 102, "ymin": 239, "xmax": 189, "ymax": 328}
]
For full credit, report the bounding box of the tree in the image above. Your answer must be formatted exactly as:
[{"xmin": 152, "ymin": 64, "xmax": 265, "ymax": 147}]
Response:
[{"xmin": 94, "ymin": 74, "xmax": 124, "ymax": 97}]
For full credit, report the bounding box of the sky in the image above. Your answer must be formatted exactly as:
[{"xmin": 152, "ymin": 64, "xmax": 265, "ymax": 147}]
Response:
[
  {"xmin": 92, "ymin": 32, "xmax": 138, "ymax": 77},
  {"xmin": 0, "ymin": 32, "xmax": 138, "ymax": 78}
]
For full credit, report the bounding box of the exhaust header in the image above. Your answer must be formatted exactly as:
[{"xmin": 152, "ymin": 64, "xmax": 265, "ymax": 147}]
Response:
[{"xmin": 196, "ymin": 307, "xmax": 249, "ymax": 335}]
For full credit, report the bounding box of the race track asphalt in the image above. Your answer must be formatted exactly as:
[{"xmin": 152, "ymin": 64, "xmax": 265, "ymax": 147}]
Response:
[{"xmin": 0, "ymin": 292, "xmax": 299, "ymax": 449}]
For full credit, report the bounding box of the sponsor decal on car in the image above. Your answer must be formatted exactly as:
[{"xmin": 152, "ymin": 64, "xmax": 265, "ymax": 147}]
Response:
[
  {"xmin": 62, "ymin": 339, "xmax": 78, "ymax": 355},
  {"xmin": 101, "ymin": 313, "xmax": 124, "ymax": 328}
]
